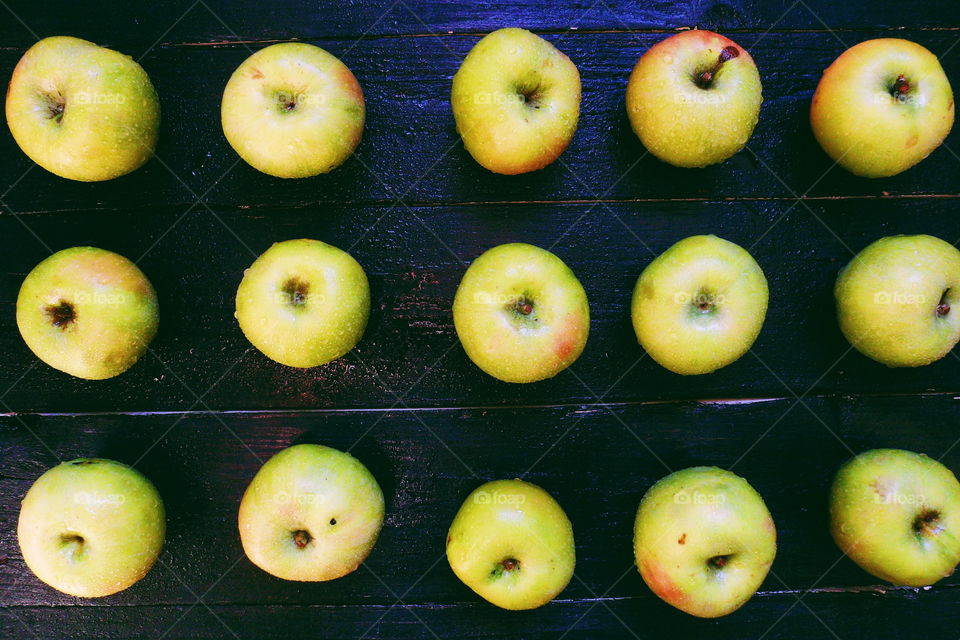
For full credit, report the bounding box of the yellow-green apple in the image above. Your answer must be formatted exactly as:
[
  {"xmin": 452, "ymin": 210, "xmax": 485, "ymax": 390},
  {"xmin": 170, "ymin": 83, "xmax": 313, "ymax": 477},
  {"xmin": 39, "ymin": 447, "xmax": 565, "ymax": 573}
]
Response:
[
  {"xmin": 835, "ymin": 234, "xmax": 960, "ymax": 367},
  {"xmin": 5, "ymin": 36, "xmax": 159, "ymax": 181},
  {"xmin": 631, "ymin": 235, "xmax": 768, "ymax": 375},
  {"xmin": 830, "ymin": 449, "xmax": 960, "ymax": 586},
  {"xmin": 446, "ymin": 479, "xmax": 575, "ymax": 610},
  {"xmin": 626, "ymin": 30, "xmax": 762, "ymax": 168},
  {"xmin": 235, "ymin": 239, "xmax": 370, "ymax": 368},
  {"xmin": 634, "ymin": 467, "xmax": 776, "ymax": 618},
  {"xmin": 17, "ymin": 247, "xmax": 159, "ymax": 380},
  {"xmin": 811, "ymin": 39, "xmax": 954, "ymax": 178},
  {"xmin": 221, "ymin": 43, "xmax": 364, "ymax": 178},
  {"xmin": 453, "ymin": 243, "xmax": 589, "ymax": 383},
  {"xmin": 451, "ymin": 28, "xmax": 580, "ymax": 175},
  {"xmin": 238, "ymin": 444, "xmax": 384, "ymax": 581},
  {"xmin": 18, "ymin": 458, "xmax": 165, "ymax": 597}
]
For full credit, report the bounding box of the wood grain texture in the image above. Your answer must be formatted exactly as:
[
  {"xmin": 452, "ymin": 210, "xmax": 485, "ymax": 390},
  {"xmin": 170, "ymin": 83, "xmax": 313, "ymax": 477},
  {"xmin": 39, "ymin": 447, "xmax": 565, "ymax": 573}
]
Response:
[
  {"xmin": 1, "ymin": 0, "xmax": 959, "ymax": 638},
  {"xmin": 0, "ymin": 0, "xmax": 959, "ymax": 49}
]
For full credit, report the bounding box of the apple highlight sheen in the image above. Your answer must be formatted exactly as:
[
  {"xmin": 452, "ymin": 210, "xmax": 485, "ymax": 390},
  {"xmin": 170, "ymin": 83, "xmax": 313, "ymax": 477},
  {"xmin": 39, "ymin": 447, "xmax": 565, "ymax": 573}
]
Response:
[
  {"xmin": 221, "ymin": 43, "xmax": 365, "ymax": 178},
  {"xmin": 830, "ymin": 449, "xmax": 960, "ymax": 586},
  {"xmin": 453, "ymin": 243, "xmax": 590, "ymax": 383},
  {"xmin": 632, "ymin": 235, "xmax": 768, "ymax": 375},
  {"xmin": 16, "ymin": 247, "xmax": 160, "ymax": 380},
  {"xmin": 626, "ymin": 30, "xmax": 762, "ymax": 168},
  {"xmin": 235, "ymin": 239, "xmax": 370, "ymax": 368},
  {"xmin": 634, "ymin": 467, "xmax": 776, "ymax": 618},
  {"xmin": 238, "ymin": 444, "xmax": 385, "ymax": 582},
  {"xmin": 452, "ymin": 28, "xmax": 581, "ymax": 174},
  {"xmin": 811, "ymin": 38, "xmax": 954, "ymax": 178},
  {"xmin": 6, "ymin": 36, "xmax": 160, "ymax": 181},
  {"xmin": 446, "ymin": 479, "xmax": 575, "ymax": 610},
  {"xmin": 835, "ymin": 234, "xmax": 960, "ymax": 367},
  {"xmin": 18, "ymin": 458, "xmax": 165, "ymax": 597}
]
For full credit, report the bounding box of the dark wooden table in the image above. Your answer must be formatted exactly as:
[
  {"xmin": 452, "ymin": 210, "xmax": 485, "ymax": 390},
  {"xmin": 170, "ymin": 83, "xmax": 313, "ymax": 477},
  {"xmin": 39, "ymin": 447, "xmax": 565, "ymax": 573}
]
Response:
[{"xmin": 1, "ymin": 1, "xmax": 959, "ymax": 638}]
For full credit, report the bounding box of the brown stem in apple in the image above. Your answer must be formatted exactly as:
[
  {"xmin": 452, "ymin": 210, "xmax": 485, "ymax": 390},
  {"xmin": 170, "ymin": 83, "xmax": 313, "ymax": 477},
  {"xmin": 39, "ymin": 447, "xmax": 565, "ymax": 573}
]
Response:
[
  {"xmin": 41, "ymin": 91, "xmax": 66, "ymax": 124},
  {"xmin": 892, "ymin": 74, "xmax": 910, "ymax": 100},
  {"xmin": 500, "ymin": 558, "xmax": 519, "ymax": 572},
  {"xmin": 708, "ymin": 554, "xmax": 731, "ymax": 569},
  {"xmin": 937, "ymin": 289, "xmax": 951, "ymax": 317},
  {"xmin": 46, "ymin": 301, "xmax": 76, "ymax": 329},
  {"xmin": 515, "ymin": 298, "xmax": 534, "ymax": 316},
  {"xmin": 695, "ymin": 45, "xmax": 740, "ymax": 89},
  {"xmin": 292, "ymin": 529, "xmax": 312, "ymax": 548}
]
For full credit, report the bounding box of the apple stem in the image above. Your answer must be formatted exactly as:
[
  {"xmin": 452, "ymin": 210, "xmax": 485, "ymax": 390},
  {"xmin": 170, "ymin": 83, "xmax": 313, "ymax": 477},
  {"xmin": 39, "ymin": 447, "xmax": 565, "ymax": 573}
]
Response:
[
  {"xmin": 892, "ymin": 74, "xmax": 910, "ymax": 99},
  {"xmin": 45, "ymin": 301, "xmax": 76, "ymax": 329},
  {"xmin": 937, "ymin": 289, "xmax": 951, "ymax": 317},
  {"xmin": 708, "ymin": 554, "xmax": 730, "ymax": 569},
  {"xmin": 501, "ymin": 558, "xmax": 518, "ymax": 572},
  {"xmin": 292, "ymin": 529, "xmax": 312, "ymax": 549},
  {"xmin": 696, "ymin": 46, "xmax": 740, "ymax": 89},
  {"xmin": 515, "ymin": 299, "xmax": 534, "ymax": 316}
]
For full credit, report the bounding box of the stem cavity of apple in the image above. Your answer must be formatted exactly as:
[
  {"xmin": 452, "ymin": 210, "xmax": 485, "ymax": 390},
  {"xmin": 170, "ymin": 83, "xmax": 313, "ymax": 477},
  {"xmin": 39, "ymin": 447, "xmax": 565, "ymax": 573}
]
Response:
[
  {"xmin": 491, "ymin": 557, "xmax": 520, "ymax": 578},
  {"xmin": 708, "ymin": 554, "xmax": 731, "ymax": 569},
  {"xmin": 913, "ymin": 509, "xmax": 943, "ymax": 537},
  {"xmin": 695, "ymin": 45, "xmax": 740, "ymax": 89},
  {"xmin": 282, "ymin": 277, "xmax": 310, "ymax": 307},
  {"xmin": 515, "ymin": 83, "xmax": 543, "ymax": 110},
  {"xmin": 46, "ymin": 300, "xmax": 76, "ymax": 329},
  {"xmin": 276, "ymin": 91, "xmax": 298, "ymax": 112},
  {"xmin": 292, "ymin": 529, "xmax": 312, "ymax": 549},
  {"xmin": 40, "ymin": 90, "xmax": 66, "ymax": 124},
  {"xmin": 892, "ymin": 74, "xmax": 911, "ymax": 102},
  {"xmin": 59, "ymin": 534, "xmax": 85, "ymax": 560}
]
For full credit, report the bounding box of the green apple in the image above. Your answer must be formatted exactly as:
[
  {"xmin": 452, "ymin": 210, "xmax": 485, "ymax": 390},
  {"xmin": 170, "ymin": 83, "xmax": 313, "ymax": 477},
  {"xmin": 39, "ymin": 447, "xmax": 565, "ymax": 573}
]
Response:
[
  {"xmin": 5, "ymin": 36, "xmax": 159, "ymax": 181},
  {"xmin": 221, "ymin": 42, "xmax": 364, "ymax": 178},
  {"xmin": 18, "ymin": 458, "xmax": 165, "ymax": 598},
  {"xmin": 811, "ymin": 38, "xmax": 954, "ymax": 178},
  {"xmin": 830, "ymin": 449, "xmax": 960, "ymax": 586},
  {"xmin": 235, "ymin": 239, "xmax": 370, "ymax": 368},
  {"xmin": 835, "ymin": 234, "xmax": 960, "ymax": 367},
  {"xmin": 238, "ymin": 444, "xmax": 384, "ymax": 581},
  {"xmin": 446, "ymin": 479, "xmax": 575, "ymax": 610},
  {"xmin": 634, "ymin": 467, "xmax": 776, "ymax": 618},
  {"xmin": 626, "ymin": 30, "xmax": 762, "ymax": 168},
  {"xmin": 17, "ymin": 247, "xmax": 159, "ymax": 380},
  {"xmin": 451, "ymin": 28, "xmax": 580, "ymax": 175},
  {"xmin": 453, "ymin": 243, "xmax": 589, "ymax": 383},
  {"xmin": 631, "ymin": 235, "xmax": 768, "ymax": 375}
]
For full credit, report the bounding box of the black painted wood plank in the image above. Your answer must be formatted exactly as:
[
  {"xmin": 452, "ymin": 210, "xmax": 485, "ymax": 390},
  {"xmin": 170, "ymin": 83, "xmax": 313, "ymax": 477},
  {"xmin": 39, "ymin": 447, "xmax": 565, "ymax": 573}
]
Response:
[
  {"xmin": 0, "ymin": 0, "xmax": 958, "ymax": 48},
  {"xmin": 1, "ymin": 30, "xmax": 958, "ymax": 215},
  {"xmin": 1, "ymin": 395, "xmax": 959, "ymax": 609},
  {"xmin": 1, "ymin": 198, "xmax": 958, "ymax": 413},
  {"xmin": 2, "ymin": 588, "xmax": 957, "ymax": 640}
]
